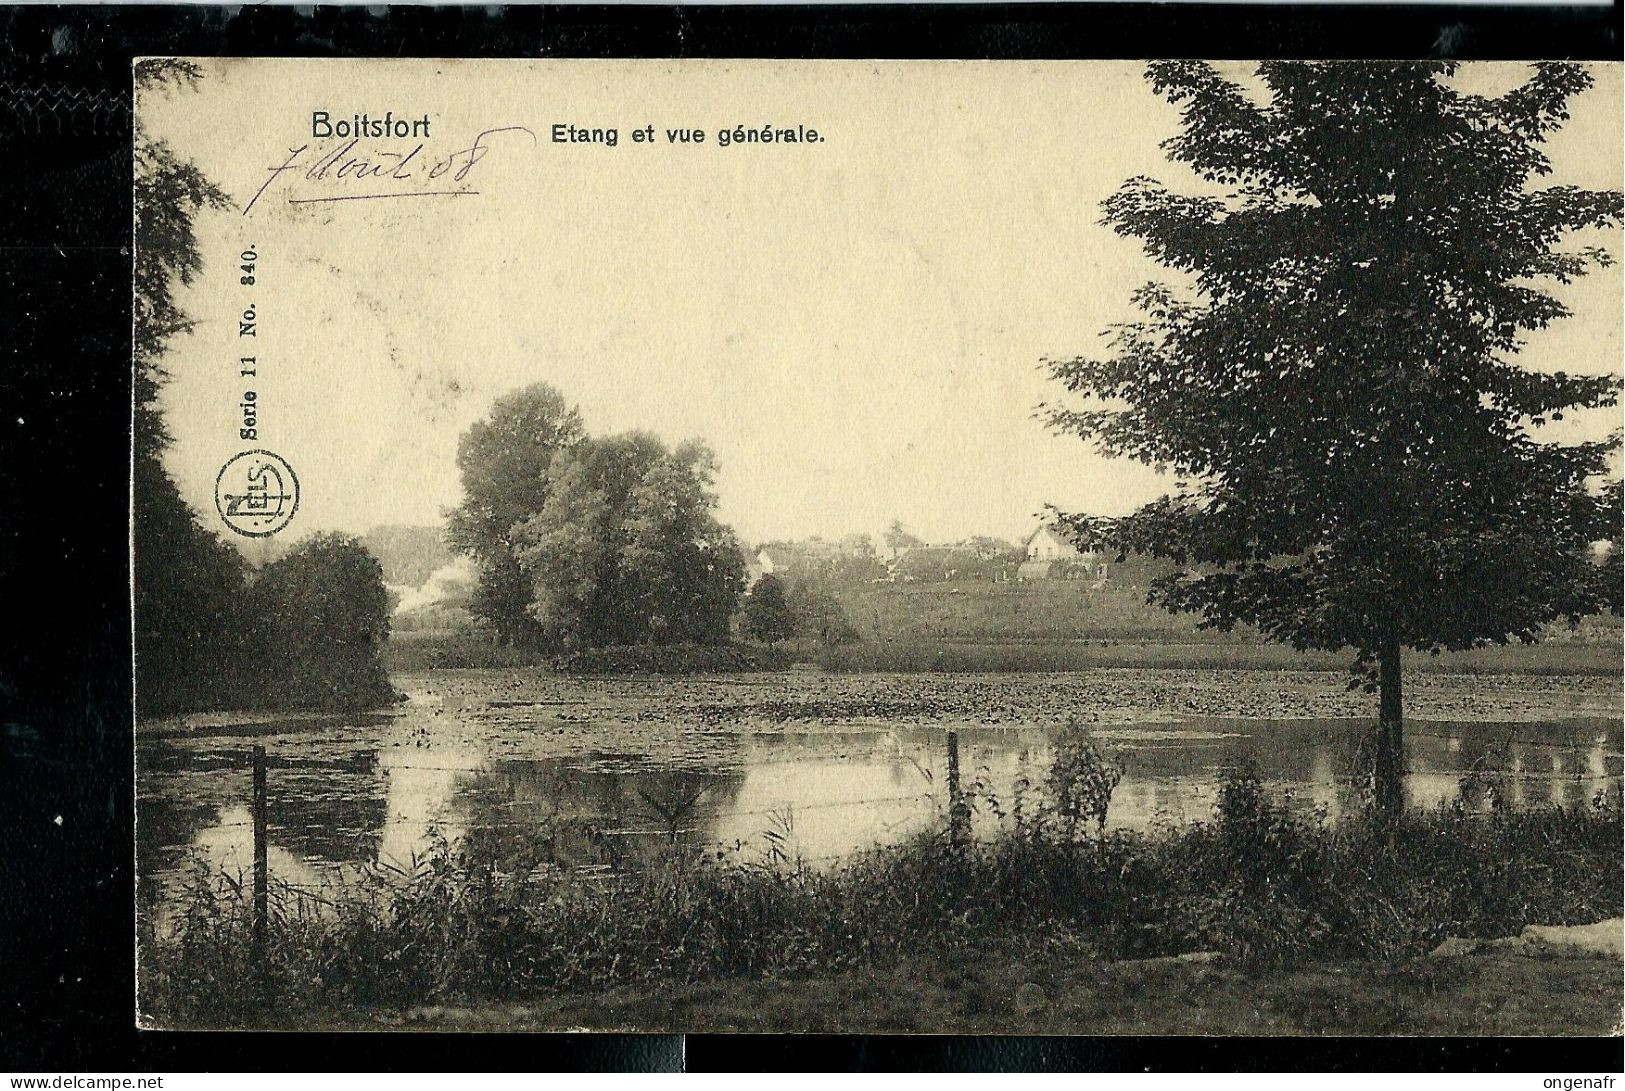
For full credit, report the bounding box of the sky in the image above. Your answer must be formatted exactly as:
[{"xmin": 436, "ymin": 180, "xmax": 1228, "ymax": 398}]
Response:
[{"xmin": 141, "ymin": 60, "xmax": 1624, "ymax": 551}]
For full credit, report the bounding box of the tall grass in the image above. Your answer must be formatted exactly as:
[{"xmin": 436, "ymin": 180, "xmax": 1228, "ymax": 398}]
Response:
[{"xmin": 140, "ymin": 754, "xmax": 1621, "ymax": 1026}]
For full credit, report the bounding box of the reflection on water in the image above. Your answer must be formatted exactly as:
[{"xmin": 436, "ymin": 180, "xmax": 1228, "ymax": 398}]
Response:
[{"xmin": 138, "ymin": 695, "xmax": 1622, "ymax": 927}]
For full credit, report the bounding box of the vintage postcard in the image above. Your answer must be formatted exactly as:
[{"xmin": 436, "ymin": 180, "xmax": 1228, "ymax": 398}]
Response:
[{"xmin": 133, "ymin": 58, "xmax": 1624, "ymax": 1034}]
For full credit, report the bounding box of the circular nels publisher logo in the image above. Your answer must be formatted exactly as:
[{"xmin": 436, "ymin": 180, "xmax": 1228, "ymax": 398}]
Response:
[{"xmin": 214, "ymin": 449, "xmax": 299, "ymax": 538}]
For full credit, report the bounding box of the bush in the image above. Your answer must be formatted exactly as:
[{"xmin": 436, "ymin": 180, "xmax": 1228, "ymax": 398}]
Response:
[
  {"xmin": 741, "ymin": 574, "xmax": 796, "ymax": 645},
  {"xmin": 786, "ymin": 578, "xmax": 862, "ymax": 648},
  {"xmin": 1043, "ymin": 721, "xmax": 1126, "ymax": 841},
  {"xmin": 133, "ymin": 457, "xmax": 256, "ymax": 716},
  {"xmin": 243, "ymin": 533, "xmax": 398, "ymax": 710}
]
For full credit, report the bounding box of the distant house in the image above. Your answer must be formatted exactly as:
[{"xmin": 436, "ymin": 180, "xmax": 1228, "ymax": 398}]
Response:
[
  {"xmin": 883, "ymin": 538, "xmax": 1023, "ymax": 583},
  {"xmin": 743, "ymin": 548, "xmax": 777, "ymax": 588},
  {"xmin": 751, "ymin": 537, "xmax": 885, "ymax": 585},
  {"xmin": 1018, "ymin": 523, "xmax": 1109, "ymax": 584},
  {"xmin": 887, "ymin": 545, "xmax": 967, "ymax": 583}
]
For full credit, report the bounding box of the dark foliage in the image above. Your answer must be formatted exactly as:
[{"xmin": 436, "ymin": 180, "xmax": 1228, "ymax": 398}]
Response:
[
  {"xmin": 132, "ymin": 66, "xmax": 396, "ymax": 717},
  {"xmin": 244, "ymin": 534, "xmax": 397, "ymax": 710},
  {"xmin": 447, "ymin": 387, "xmax": 748, "ymax": 650},
  {"xmin": 444, "ymin": 384, "xmax": 586, "ymax": 645},
  {"xmin": 741, "ymin": 574, "xmax": 797, "ymax": 644},
  {"xmin": 132, "ymin": 458, "xmax": 253, "ymax": 716},
  {"xmin": 131, "ymin": 63, "xmax": 249, "ymax": 716},
  {"xmin": 511, "ymin": 432, "xmax": 746, "ymax": 648},
  {"xmin": 132, "ymin": 59, "xmax": 229, "ymax": 460},
  {"xmin": 1043, "ymin": 62, "xmax": 1623, "ymax": 734},
  {"xmin": 1044, "ymin": 62, "xmax": 1622, "ymax": 819}
]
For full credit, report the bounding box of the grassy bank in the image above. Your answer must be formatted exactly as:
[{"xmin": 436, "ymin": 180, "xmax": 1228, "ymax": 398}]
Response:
[
  {"xmin": 381, "ymin": 634, "xmax": 793, "ymax": 674},
  {"xmin": 368, "ymin": 947, "xmax": 1624, "ymax": 1035},
  {"xmin": 139, "ymin": 765, "xmax": 1620, "ymax": 1031}
]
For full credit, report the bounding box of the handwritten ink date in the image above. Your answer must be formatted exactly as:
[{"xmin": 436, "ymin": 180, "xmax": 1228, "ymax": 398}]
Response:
[{"xmin": 243, "ymin": 126, "xmax": 535, "ymax": 216}]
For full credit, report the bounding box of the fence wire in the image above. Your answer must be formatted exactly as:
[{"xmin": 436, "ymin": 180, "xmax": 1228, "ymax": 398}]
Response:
[{"xmin": 142, "ymin": 729, "xmax": 1620, "ymax": 899}]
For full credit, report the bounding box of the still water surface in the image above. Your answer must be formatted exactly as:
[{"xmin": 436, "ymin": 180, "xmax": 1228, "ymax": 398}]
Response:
[{"xmin": 137, "ymin": 668, "xmax": 1622, "ymax": 922}]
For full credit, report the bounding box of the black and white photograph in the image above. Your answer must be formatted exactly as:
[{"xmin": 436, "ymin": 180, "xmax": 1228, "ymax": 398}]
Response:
[{"xmin": 129, "ymin": 56, "xmax": 1623, "ymax": 1036}]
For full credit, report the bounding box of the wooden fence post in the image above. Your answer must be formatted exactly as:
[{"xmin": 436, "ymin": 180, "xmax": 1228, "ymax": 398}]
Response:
[
  {"xmin": 946, "ymin": 730, "xmax": 967, "ymax": 847},
  {"xmin": 251, "ymin": 744, "xmax": 268, "ymax": 977}
]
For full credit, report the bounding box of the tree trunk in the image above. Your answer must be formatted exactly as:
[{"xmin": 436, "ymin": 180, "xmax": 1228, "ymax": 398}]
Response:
[{"xmin": 1374, "ymin": 632, "xmax": 1405, "ymax": 820}]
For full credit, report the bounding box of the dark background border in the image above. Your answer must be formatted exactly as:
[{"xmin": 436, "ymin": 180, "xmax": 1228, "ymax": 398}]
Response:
[{"xmin": 1, "ymin": 2, "xmax": 1620, "ymax": 1073}]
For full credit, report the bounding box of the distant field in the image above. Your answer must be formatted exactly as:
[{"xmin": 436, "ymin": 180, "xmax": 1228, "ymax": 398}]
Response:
[
  {"xmin": 834, "ymin": 582, "xmax": 1226, "ymax": 644},
  {"xmin": 383, "ymin": 629, "xmax": 1620, "ymax": 678},
  {"xmin": 385, "ymin": 579, "xmax": 1621, "ymax": 677},
  {"xmin": 831, "ymin": 581, "xmax": 1624, "ymax": 648}
]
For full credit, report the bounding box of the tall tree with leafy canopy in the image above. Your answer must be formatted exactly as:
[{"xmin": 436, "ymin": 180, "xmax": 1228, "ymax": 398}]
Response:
[
  {"xmin": 132, "ymin": 61, "xmax": 251, "ymax": 714},
  {"xmin": 134, "ymin": 62, "xmax": 398, "ymax": 714},
  {"xmin": 618, "ymin": 439, "xmax": 747, "ymax": 645},
  {"xmin": 1043, "ymin": 62, "xmax": 1622, "ymax": 815},
  {"xmin": 445, "ymin": 383, "xmax": 586, "ymax": 644},
  {"xmin": 512, "ymin": 432, "xmax": 745, "ymax": 648},
  {"xmin": 134, "ymin": 60, "xmax": 230, "ymax": 460}
]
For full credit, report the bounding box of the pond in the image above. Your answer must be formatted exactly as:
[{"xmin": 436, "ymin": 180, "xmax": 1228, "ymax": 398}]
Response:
[{"xmin": 137, "ymin": 667, "xmax": 1623, "ymax": 926}]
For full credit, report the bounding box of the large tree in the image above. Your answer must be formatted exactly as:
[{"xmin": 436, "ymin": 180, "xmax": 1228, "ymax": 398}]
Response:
[
  {"xmin": 134, "ymin": 60, "xmax": 229, "ymax": 461},
  {"xmin": 134, "ymin": 62, "xmax": 398, "ymax": 715},
  {"xmin": 618, "ymin": 439, "xmax": 747, "ymax": 644},
  {"xmin": 1043, "ymin": 61, "xmax": 1622, "ymax": 815},
  {"xmin": 132, "ymin": 60, "xmax": 250, "ymax": 715},
  {"xmin": 512, "ymin": 432, "xmax": 745, "ymax": 647},
  {"xmin": 445, "ymin": 383, "xmax": 586, "ymax": 644}
]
